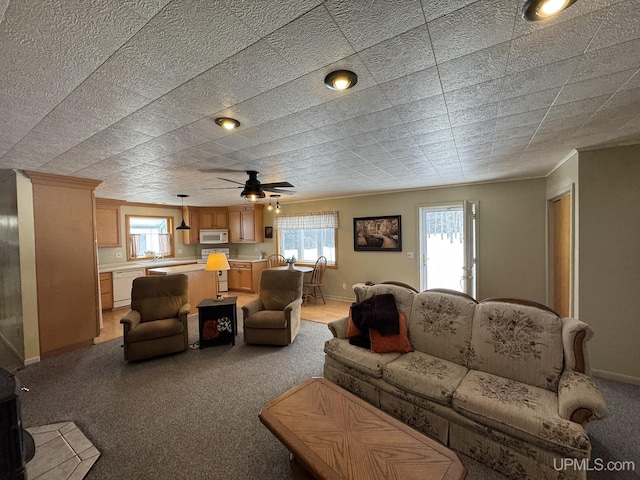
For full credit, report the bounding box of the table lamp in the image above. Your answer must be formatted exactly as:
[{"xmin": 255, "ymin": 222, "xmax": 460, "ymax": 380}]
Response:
[{"xmin": 205, "ymin": 253, "xmax": 230, "ymax": 301}]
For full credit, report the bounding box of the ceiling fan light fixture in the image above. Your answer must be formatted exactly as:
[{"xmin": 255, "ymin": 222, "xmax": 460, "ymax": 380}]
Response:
[
  {"xmin": 214, "ymin": 117, "xmax": 241, "ymax": 130},
  {"xmin": 241, "ymin": 186, "xmax": 265, "ymax": 202},
  {"xmin": 324, "ymin": 70, "xmax": 358, "ymax": 91},
  {"xmin": 522, "ymin": 0, "xmax": 576, "ymax": 21},
  {"xmin": 176, "ymin": 194, "xmax": 191, "ymax": 230}
]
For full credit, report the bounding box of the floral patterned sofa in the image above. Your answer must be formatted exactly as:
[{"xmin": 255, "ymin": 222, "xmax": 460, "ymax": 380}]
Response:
[{"xmin": 324, "ymin": 283, "xmax": 608, "ymax": 480}]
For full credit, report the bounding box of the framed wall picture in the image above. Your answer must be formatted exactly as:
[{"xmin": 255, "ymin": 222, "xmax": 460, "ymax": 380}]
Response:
[
  {"xmin": 264, "ymin": 226, "xmax": 273, "ymax": 239},
  {"xmin": 353, "ymin": 215, "xmax": 402, "ymax": 251}
]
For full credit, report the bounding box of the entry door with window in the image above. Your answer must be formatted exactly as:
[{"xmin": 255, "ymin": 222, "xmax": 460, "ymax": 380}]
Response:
[{"xmin": 419, "ymin": 202, "xmax": 476, "ymax": 296}]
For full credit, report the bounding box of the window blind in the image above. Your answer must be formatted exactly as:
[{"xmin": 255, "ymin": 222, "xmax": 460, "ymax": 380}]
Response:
[{"xmin": 274, "ymin": 211, "xmax": 339, "ymax": 230}]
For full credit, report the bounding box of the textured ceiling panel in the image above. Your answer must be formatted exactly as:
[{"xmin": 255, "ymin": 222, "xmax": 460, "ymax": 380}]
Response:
[
  {"xmin": 428, "ymin": 0, "xmax": 518, "ymax": 63},
  {"xmin": 325, "ymin": 0, "xmax": 425, "ymax": 52},
  {"xmin": 357, "ymin": 24, "xmax": 436, "ymax": 84},
  {"xmin": 0, "ymin": 0, "xmax": 639, "ymax": 206}
]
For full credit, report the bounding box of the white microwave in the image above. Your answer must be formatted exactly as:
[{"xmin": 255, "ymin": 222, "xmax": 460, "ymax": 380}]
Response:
[{"xmin": 200, "ymin": 229, "xmax": 228, "ymax": 244}]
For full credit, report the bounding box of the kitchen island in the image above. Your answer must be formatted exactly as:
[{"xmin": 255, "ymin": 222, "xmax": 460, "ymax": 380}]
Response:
[
  {"xmin": 98, "ymin": 259, "xmax": 200, "ymax": 310},
  {"xmin": 147, "ymin": 263, "xmax": 217, "ymax": 315}
]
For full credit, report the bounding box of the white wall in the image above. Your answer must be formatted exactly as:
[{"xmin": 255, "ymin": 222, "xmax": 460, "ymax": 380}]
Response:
[
  {"xmin": 576, "ymin": 145, "xmax": 640, "ymax": 383},
  {"xmin": 258, "ymin": 178, "xmax": 548, "ymax": 303}
]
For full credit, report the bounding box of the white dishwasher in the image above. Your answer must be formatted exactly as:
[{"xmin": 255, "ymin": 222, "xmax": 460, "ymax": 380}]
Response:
[{"xmin": 112, "ymin": 268, "xmax": 146, "ymax": 308}]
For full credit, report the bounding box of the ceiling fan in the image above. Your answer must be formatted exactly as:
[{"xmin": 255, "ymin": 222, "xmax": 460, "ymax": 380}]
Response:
[{"xmin": 200, "ymin": 169, "xmax": 295, "ymax": 201}]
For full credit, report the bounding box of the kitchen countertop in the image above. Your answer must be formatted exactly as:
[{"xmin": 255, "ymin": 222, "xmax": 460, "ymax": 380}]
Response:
[
  {"xmin": 99, "ymin": 258, "xmax": 199, "ymax": 273},
  {"xmin": 147, "ymin": 263, "xmax": 207, "ymax": 275},
  {"xmin": 99, "ymin": 257, "xmax": 268, "ymax": 272}
]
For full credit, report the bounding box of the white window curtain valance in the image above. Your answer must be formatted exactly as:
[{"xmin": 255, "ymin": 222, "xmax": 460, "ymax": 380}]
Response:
[{"xmin": 274, "ymin": 211, "xmax": 339, "ymax": 230}]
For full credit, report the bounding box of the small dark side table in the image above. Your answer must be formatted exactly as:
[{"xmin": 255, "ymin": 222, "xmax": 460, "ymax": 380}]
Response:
[{"xmin": 196, "ymin": 297, "xmax": 238, "ymax": 348}]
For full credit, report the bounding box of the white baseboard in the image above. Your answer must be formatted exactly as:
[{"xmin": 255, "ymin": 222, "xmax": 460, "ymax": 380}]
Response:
[
  {"xmin": 323, "ymin": 294, "xmax": 354, "ymax": 303},
  {"xmin": 25, "ymin": 356, "xmax": 40, "ymax": 365},
  {"xmin": 593, "ymin": 369, "xmax": 640, "ymax": 385}
]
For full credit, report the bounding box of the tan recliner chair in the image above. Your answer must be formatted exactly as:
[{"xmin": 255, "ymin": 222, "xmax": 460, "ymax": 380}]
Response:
[
  {"xmin": 120, "ymin": 274, "xmax": 191, "ymax": 361},
  {"xmin": 241, "ymin": 269, "xmax": 303, "ymax": 346}
]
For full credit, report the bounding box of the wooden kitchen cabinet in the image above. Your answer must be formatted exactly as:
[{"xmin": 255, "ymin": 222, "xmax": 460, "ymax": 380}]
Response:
[
  {"xmin": 228, "ymin": 262, "xmax": 252, "ymax": 291},
  {"xmin": 99, "ymin": 272, "xmax": 113, "ymax": 310},
  {"xmin": 95, "ymin": 200, "xmax": 121, "ymax": 247},
  {"xmin": 228, "ymin": 204, "xmax": 263, "ymax": 243},
  {"xmin": 228, "ymin": 260, "xmax": 266, "ymax": 293},
  {"xmin": 199, "ymin": 208, "xmax": 228, "ymax": 229},
  {"xmin": 181, "ymin": 206, "xmax": 200, "ymax": 245}
]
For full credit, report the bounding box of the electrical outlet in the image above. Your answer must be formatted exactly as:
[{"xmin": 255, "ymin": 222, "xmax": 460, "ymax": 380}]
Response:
[
  {"xmin": 115, "ymin": 252, "xmax": 123, "ymax": 259},
  {"xmin": 406, "ymin": 252, "xmax": 414, "ymax": 259},
  {"xmin": 342, "ymin": 283, "xmax": 347, "ymax": 289},
  {"xmin": 177, "ymin": 249, "xmax": 183, "ymax": 254}
]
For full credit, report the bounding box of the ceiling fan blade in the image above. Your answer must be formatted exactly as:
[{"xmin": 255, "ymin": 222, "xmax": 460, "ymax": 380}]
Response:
[
  {"xmin": 262, "ymin": 181, "xmax": 294, "ymax": 189},
  {"xmin": 218, "ymin": 177, "xmax": 246, "ymax": 185},
  {"xmin": 263, "ymin": 187, "xmax": 296, "ymax": 195},
  {"xmin": 198, "ymin": 168, "xmax": 247, "ymax": 174},
  {"xmin": 201, "ymin": 186, "xmax": 242, "ymax": 190}
]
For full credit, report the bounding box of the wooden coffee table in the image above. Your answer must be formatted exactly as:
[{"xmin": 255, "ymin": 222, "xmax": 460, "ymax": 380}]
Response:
[{"xmin": 259, "ymin": 378, "xmax": 466, "ymax": 480}]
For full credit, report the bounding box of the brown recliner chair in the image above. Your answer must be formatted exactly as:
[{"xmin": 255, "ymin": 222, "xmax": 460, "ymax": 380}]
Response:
[
  {"xmin": 241, "ymin": 269, "xmax": 303, "ymax": 346},
  {"xmin": 120, "ymin": 274, "xmax": 191, "ymax": 361}
]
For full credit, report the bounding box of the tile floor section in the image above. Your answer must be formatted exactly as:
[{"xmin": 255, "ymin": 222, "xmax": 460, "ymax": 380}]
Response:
[{"xmin": 25, "ymin": 422, "xmax": 100, "ymax": 480}]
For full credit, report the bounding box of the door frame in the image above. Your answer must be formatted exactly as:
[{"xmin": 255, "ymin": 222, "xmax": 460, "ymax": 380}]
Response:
[{"xmin": 547, "ymin": 185, "xmax": 575, "ymax": 317}]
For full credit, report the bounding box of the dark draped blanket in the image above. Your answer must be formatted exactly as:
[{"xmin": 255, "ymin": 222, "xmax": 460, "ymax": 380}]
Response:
[{"xmin": 348, "ymin": 294, "xmax": 400, "ymax": 349}]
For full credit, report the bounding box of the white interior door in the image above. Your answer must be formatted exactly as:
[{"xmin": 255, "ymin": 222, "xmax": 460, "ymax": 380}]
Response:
[{"xmin": 419, "ymin": 202, "xmax": 476, "ymax": 295}]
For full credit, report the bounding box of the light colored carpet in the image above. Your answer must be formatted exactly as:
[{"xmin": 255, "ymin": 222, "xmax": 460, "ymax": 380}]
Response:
[{"xmin": 15, "ymin": 318, "xmax": 639, "ymax": 480}]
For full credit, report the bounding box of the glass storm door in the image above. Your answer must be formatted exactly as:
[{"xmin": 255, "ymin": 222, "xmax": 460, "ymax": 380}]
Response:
[{"xmin": 419, "ymin": 202, "xmax": 476, "ymax": 296}]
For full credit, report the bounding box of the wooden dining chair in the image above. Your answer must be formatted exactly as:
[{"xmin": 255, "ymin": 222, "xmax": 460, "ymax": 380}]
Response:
[
  {"xmin": 303, "ymin": 256, "xmax": 327, "ymax": 306},
  {"xmin": 267, "ymin": 254, "xmax": 286, "ymax": 269}
]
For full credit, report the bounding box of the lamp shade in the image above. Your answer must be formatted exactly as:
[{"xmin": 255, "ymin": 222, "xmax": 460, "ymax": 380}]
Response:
[
  {"xmin": 205, "ymin": 253, "xmax": 230, "ymax": 271},
  {"xmin": 176, "ymin": 194, "xmax": 190, "ymax": 230},
  {"xmin": 176, "ymin": 218, "xmax": 191, "ymax": 230}
]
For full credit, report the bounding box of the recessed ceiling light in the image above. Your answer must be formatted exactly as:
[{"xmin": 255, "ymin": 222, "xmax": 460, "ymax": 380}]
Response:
[
  {"xmin": 214, "ymin": 117, "xmax": 241, "ymax": 130},
  {"xmin": 522, "ymin": 0, "xmax": 577, "ymax": 21},
  {"xmin": 324, "ymin": 70, "xmax": 358, "ymax": 91}
]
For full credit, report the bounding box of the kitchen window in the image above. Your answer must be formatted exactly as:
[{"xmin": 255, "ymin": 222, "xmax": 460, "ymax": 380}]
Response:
[
  {"xmin": 275, "ymin": 211, "xmax": 338, "ymax": 266},
  {"xmin": 126, "ymin": 215, "xmax": 174, "ymax": 261}
]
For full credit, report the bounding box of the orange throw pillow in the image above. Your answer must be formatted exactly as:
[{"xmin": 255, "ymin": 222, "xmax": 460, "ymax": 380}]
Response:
[
  {"xmin": 369, "ymin": 313, "xmax": 413, "ymax": 354},
  {"xmin": 346, "ymin": 309, "xmax": 362, "ymax": 338}
]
